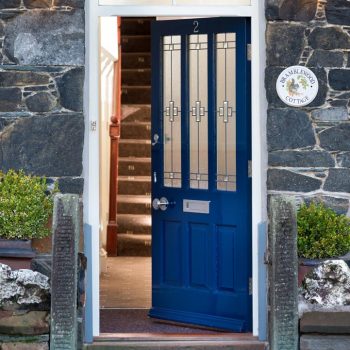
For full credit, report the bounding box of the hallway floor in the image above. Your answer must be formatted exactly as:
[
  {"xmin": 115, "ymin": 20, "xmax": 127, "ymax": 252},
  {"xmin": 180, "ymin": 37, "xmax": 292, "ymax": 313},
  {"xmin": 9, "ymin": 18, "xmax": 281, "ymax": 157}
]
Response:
[
  {"xmin": 100, "ymin": 257, "xmax": 151, "ymax": 309},
  {"xmin": 99, "ymin": 257, "xmax": 227, "ymax": 334}
]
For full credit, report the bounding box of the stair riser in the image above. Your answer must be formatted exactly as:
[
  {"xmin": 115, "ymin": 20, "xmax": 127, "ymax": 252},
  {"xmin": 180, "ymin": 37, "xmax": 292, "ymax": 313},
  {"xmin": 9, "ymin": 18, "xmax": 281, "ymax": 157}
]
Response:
[
  {"xmin": 85, "ymin": 344, "xmax": 267, "ymax": 350},
  {"xmin": 118, "ymin": 180, "xmax": 151, "ymax": 195},
  {"xmin": 118, "ymin": 202, "xmax": 151, "ymax": 215},
  {"xmin": 122, "ymin": 36, "xmax": 151, "ymax": 53},
  {"xmin": 121, "ymin": 19, "xmax": 152, "ymax": 35},
  {"xmin": 122, "ymin": 105, "xmax": 151, "ymax": 122},
  {"xmin": 117, "ymin": 237, "xmax": 151, "ymax": 257},
  {"xmin": 119, "ymin": 160, "xmax": 151, "ymax": 176},
  {"xmin": 122, "ymin": 53, "xmax": 151, "ymax": 69},
  {"xmin": 119, "ymin": 143, "xmax": 151, "ymax": 158},
  {"xmin": 121, "ymin": 123, "xmax": 151, "ymax": 139},
  {"xmin": 122, "ymin": 69, "xmax": 151, "ymax": 86},
  {"xmin": 117, "ymin": 222, "xmax": 151, "ymax": 235},
  {"xmin": 122, "ymin": 87, "xmax": 151, "ymax": 104}
]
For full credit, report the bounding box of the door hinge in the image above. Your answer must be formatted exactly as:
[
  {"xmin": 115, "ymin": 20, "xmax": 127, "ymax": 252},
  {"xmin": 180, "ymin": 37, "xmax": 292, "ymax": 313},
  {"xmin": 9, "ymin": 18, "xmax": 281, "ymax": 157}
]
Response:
[
  {"xmin": 247, "ymin": 44, "xmax": 251, "ymax": 61},
  {"xmin": 249, "ymin": 277, "xmax": 253, "ymax": 295},
  {"xmin": 248, "ymin": 160, "xmax": 252, "ymax": 178}
]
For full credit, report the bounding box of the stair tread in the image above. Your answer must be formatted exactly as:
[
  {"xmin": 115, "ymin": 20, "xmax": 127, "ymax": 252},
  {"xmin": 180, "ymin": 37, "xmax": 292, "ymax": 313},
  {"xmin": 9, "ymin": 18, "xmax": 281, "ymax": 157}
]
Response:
[
  {"xmin": 122, "ymin": 68, "xmax": 151, "ymax": 72},
  {"xmin": 119, "ymin": 138, "xmax": 151, "ymax": 143},
  {"xmin": 117, "ymin": 214, "xmax": 151, "ymax": 226},
  {"xmin": 118, "ymin": 176, "xmax": 151, "ymax": 182},
  {"xmin": 122, "ymin": 85, "xmax": 151, "ymax": 89},
  {"xmin": 119, "ymin": 157, "xmax": 151, "ymax": 163},
  {"xmin": 118, "ymin": 233, "xmax": 151, "ymax": 240},
  {"xmin": 118, "ymin": 195, "xmax": 151, "ymax": 204}
]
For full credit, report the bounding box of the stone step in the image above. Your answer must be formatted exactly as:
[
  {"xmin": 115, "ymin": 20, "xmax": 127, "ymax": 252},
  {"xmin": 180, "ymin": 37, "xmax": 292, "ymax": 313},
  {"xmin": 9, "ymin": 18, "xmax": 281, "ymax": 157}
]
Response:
[
  {"xmin": 122, "ymin": 105, "xmax": 151, "ymax": 122},
  {"xmin": 118, "ymin": 157, "xmax": 151, "ymax": 176},
  {"xmin": 300, "ymin": 311, "xmax": 350, "ymax": 334},
  {"xmin": 117, "ymin": 233, "xmax": 151, "ymax": 257},
  {"xmin": 122, "ymin": 68, "xmax": 151, "ymax": 86},
  {"xmin": 121, "ymin": 18, "xmax": 152, "ymax": 36},
  {"xmin": 122, "ymin": 53, "xmax": 151, "ymax": 69},
  {"xmin": 121, "ymin": 122, "xmax": 151, "ymax": 140},
  {"xmin": 122, "ymin": 86, "xmax": 151, "ymax": 104},
  {"xmin": 119, "ymin": 139, "xmax": 151, "ymax": 158},
  {"xmin": 117, "ymin": 195, "xmax": 151, "ymax": 215},
  {"xmin": 117, "ymin": 214, "xmax": 151, "ymax": 235},
  {"xmin": 300, "ymin": 335, "xmax": 350, "ymax": 350},
  {"xmin": 85, "ymin": 340, "xmax": 267, "ymax": 350},
  {"xmin": 121, "ymin": 35, "xmax": 151, "ymax": 53},
  {"xmin": 118, "ymin": 176, "xmax": 151, "ymax": 195}
]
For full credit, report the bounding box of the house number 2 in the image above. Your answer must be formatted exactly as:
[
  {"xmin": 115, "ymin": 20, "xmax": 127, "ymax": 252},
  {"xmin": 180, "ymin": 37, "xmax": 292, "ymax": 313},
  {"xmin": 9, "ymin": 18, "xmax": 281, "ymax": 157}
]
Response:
[{"xmin": 193, "ymin": 21, "xmax": 199, "ymax": 33}]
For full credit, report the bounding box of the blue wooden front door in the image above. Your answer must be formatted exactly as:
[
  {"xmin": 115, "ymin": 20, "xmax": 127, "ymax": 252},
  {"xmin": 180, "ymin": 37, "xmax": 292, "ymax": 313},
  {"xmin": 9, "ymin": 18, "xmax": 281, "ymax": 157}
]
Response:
[{"xmin": 150, "ymin": 17, "xmax": 252, "ymax": 332}]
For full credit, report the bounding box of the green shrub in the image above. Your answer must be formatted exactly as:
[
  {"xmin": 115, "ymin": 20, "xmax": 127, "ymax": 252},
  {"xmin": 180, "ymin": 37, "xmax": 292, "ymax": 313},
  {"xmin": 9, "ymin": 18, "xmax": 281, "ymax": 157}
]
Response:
[
  {"xmin": 0, "ymin": 170, "xmax": 55, "ymax": 240},
  {"xmin": 297, "ymin": 201, "xmax": 350, "ymax": 259}
]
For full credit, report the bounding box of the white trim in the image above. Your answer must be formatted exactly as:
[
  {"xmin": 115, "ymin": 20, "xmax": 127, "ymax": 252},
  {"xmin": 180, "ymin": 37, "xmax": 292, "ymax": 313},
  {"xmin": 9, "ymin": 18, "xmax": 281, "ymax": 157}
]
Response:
[
  {"xmin": 85, "ymin": 0, "xmax": 101, "ymax": 336},
  {"xmin": 96, "ymin": 5, "xmax": 253, "ymax": 17},
  {"xmin": 251, "ymin": 0, "xmax": 268, "ymax": 338},
  {"xmin": 85, "ymin": 1, "xmax": 267, "ymax": 338}
]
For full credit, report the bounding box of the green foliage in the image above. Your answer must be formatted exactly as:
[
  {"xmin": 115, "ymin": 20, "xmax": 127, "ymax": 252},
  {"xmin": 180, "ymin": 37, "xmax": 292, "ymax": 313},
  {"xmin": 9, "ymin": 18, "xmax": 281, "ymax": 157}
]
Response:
[
  {"xmin": 0, "ymin": 170, "xmax": 56, "ymax": 240},
  {"xmin": 297, "ymin": 202, "xmax": 350, "ymax": 259}
]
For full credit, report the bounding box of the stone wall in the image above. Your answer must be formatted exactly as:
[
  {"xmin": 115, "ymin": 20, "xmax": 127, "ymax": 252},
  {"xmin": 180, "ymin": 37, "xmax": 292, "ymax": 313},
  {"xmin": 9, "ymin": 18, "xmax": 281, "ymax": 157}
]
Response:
[
  {"xmin": 0, "ymin": 0, "xmax": 85, "ymax": 194},
  {"xmin": 265, "ymin": 0, "xmax": 350, "ymax": 215}
]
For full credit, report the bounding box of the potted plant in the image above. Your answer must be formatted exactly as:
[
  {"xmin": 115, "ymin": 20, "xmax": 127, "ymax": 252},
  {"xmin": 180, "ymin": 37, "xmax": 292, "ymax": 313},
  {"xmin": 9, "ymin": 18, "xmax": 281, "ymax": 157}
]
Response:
[
  {"xmin": 0, "ymin": 169, "xmax": 55, "ymax": 270},
  {"xmin": 297, "ymin": 201, "xmax": 350, "ymax": 285}
]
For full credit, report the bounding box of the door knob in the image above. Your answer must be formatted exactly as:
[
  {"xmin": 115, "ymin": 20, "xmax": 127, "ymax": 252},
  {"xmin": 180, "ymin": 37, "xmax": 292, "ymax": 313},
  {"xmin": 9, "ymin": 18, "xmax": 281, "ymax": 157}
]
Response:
[{"xmin": 152, "ymin": 197, "xmax": 172, "ymax": 211}]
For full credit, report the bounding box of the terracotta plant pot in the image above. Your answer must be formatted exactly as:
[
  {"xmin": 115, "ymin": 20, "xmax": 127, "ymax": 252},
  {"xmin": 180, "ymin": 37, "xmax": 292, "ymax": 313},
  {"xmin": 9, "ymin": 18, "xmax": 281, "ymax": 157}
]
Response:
[{"xmin": 0, "ymin": 238, "xmax": 36, "ymax": 270}]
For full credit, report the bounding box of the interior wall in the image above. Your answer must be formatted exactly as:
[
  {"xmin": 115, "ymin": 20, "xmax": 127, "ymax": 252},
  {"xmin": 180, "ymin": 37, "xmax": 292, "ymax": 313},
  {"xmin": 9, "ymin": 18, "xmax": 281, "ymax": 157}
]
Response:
[{"xmin": 99, "ymin": 17, "xmax": 119, "ymax": 250}]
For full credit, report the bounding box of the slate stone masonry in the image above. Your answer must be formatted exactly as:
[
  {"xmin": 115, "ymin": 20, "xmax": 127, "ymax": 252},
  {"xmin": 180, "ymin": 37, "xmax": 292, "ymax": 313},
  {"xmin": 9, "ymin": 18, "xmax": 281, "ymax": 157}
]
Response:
[
  {"xmin": 266, "ymin": 0, "xmax": 350, "ymax": 215},
  {"xmin": 0, "ymin": 1, "xmax": 85, "ymax": 194},
  {"xmin": 266, "ymin": 1, "xmax": 350, "ymax": 349}
]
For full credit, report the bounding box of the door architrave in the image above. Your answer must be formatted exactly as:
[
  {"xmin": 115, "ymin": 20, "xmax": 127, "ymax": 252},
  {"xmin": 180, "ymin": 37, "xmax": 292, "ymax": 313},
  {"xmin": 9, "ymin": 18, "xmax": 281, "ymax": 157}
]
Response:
[{"xmin": 84, "ymin": 0, "xmax": 267, "ymax": 340}]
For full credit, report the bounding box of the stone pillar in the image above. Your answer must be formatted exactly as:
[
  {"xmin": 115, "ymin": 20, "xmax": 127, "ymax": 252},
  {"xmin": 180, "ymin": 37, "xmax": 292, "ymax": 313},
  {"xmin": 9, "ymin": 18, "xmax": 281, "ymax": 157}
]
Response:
[
  {"xmin": 50, "ymin": 194, "xmax": 80, "ymax": 350},
  {"xmin": 268, "ymin": 195, "xmax": 298, "ymax": 350}
]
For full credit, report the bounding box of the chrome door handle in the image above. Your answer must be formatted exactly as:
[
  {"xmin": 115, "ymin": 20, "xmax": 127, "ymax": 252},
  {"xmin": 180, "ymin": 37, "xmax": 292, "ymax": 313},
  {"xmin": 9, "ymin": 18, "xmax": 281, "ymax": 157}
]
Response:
[
  {"xmin": 152, "ymin": 197, "xmax": 174, "ymax": 211},
  {"xmin": 152, "ymin": 134, "xmax": 159, "ymax": 146}
]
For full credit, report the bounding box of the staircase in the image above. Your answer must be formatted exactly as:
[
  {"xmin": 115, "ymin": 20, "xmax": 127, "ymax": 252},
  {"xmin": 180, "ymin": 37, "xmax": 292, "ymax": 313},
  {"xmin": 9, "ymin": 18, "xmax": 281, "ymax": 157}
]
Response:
[{"xmin": 117, "ymin": 17, "xmax": 153, "ymax": 256}]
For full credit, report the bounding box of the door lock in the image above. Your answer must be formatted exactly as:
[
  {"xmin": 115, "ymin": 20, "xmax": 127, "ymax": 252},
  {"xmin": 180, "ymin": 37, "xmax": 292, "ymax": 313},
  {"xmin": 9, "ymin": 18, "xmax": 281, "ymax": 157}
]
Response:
[{"xmin": 152, "ymin": 197, "xmax": 174, "ymax": 211}]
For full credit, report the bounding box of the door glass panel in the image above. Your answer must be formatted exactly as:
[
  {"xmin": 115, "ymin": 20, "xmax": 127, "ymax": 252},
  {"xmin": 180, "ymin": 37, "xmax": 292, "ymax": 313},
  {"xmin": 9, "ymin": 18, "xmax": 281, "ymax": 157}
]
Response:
[
  {"xmin": 163, "ymin": 35, "xmax": 182, "ymax": 188},
  {"xmin": 216, "ymin": 33, "xmax": 237, "ymax": 192},
  {"xmin": 189, "ymin": 34, "xmax": 208, "ymax": 190}
]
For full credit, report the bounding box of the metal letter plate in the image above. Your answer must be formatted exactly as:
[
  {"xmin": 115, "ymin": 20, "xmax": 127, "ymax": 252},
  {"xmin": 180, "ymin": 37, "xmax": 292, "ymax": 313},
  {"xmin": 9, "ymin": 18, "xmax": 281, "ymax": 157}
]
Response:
[{"xmin": 183, "ymin": 200, "xmax": 210, "ymax": 214}]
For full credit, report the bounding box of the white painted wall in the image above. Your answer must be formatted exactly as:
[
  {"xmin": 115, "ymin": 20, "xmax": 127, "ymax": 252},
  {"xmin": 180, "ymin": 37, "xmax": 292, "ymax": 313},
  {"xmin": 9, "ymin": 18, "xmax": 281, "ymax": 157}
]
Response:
[
  {"xmin": 99, "ymin": 0, "xmax": 251, "ymax": 5},
  {"xmin": 99, "ymin": 17, "xmax": 119, "ymax": 250}
]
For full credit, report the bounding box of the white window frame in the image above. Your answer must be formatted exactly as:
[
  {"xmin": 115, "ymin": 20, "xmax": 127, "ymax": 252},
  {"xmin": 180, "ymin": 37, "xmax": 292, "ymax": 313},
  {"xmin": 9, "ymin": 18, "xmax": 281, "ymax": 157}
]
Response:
[{"xmin": 84, "ymin": 0, "xmax": 267, "ymax": 338}]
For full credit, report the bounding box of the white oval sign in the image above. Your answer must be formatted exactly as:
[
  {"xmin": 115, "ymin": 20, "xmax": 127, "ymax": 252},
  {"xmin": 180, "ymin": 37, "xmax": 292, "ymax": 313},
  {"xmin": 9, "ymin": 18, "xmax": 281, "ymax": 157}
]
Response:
[{"xmin": 276, "ymin": 66, "xmax": 319, "ymax": 107}]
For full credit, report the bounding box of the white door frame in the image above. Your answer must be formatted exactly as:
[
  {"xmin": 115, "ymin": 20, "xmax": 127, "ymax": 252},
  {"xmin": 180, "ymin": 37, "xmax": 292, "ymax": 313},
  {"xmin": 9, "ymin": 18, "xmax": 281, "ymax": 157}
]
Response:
[{"xmin": 84, "ymin": 0, "xmax": 267, "ymax": 339}]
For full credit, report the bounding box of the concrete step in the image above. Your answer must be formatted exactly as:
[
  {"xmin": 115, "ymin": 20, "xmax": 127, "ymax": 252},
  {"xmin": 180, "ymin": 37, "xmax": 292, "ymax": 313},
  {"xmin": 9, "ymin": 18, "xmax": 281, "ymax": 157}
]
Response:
[
  {"xmin": 300, "ymin": 335, "xmax": 350, "ymax": 350},
  {"xmin": 122, "ymin": 53, "xmax": 151, "ymax": 69},
  {"xmin": 122, "ymin": 68, "xmax": 151, "ymax": 86},
  {"xmin": 121, "ymin": 35, "xmax": 151, "ymax": 53},
  {"xmin": 122, "ymin": 105, "xmax": 151, "ymax": 122},
  {"xmin": 119, "ymin": 139, "xmax": 151, "ymax": 158},
  {"xmin": 117, "ymin": 214, "xmax": 151, "ymax": 235},
  {"xmin": 121, "ymin": 18, "xmax": 152, "ymax": 35},
  {"xmin": 117, "ymin": 233, "xmax": 151, "ymax": 257},
  {"xmin": 121, "ymin": 122, "xmax": 151, "ymax": 140},
  {"xmin": 118, "ymin": 157, "xmax": 151, "ymax": 176},
  {"xmin": 122, "ymin": 86, "xmax": 151, "ymax": 104},
  {"xmin": 118, "ymin": 176, "xmax": 151, "ymax": 196},
  {"xmin": 117, "ymin": 195, "xmax": 151, "ymax": 215}
]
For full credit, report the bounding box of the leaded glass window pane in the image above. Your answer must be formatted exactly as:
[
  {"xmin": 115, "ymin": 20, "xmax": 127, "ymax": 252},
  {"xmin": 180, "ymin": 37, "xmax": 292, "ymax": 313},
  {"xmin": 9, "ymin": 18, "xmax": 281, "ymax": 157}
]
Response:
[
  {"xmin": 163, "ymin": 35, "xmax": 182, "ymax": 188},
  {"xmin": 216, "ymin": 33, "xmax": 237, "ymax": 192}
]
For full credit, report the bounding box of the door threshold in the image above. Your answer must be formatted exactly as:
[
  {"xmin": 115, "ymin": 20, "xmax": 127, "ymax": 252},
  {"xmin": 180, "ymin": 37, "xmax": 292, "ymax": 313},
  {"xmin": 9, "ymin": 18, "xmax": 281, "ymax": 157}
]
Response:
[
  {"xmin": 88, "ymin": 334, "xmax": 268, "ymax": 350},
  {"xmin": 97, "ymin": 332, "xmax": 257, "ymax": 341}
]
